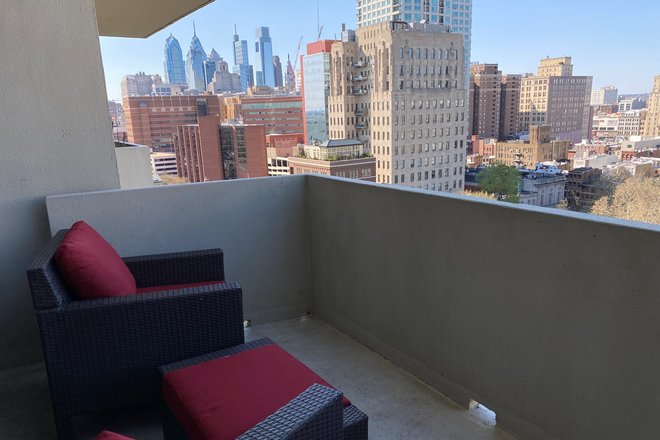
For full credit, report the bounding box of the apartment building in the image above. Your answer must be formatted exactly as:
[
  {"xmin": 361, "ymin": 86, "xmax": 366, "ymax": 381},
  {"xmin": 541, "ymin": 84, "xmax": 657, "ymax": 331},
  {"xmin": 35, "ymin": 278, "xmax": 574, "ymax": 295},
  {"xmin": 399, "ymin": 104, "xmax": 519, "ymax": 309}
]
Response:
[
  {"xmin": 468, "ymin": 63, "xmax": 520, "ymax": 141},
  {"xmin": 174, "ymin": 116, "xmax": 268, "ymax": 182},
  {"xmin": 591, "ymin": 85, "xmax": 618, "ymax": 106},
  {"xmin": 519, "ymin": 57, "xmax": 593, "ymax": 144},
  {"xmin": 124, "ymin": 94, "xmax": 224, "ymax": 151},
  {"xmin": 496, "ymin": 125, "xmax": 570, "ymax": 169},
  {"xmin": 327, "ymin": 21, "xmax": 466, "ymax": 191},
  {"xmin": 241, "ymin": 93, "xmax": 304, "ymax": 135},
  {"xmin": 643, "ymin": 75, "xmax": 660, "ymax": 137}
]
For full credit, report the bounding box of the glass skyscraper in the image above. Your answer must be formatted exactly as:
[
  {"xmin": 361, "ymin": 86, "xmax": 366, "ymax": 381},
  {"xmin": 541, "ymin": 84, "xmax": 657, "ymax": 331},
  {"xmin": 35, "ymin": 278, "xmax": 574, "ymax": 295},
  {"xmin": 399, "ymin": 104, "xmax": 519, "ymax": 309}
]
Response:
[
  {"xmin": 302, "ymin": 52, "xmax": 332, "ymax": 143},
  {"xmin": 232, "ymin": 24, "xmax": 254, "ymax": 93},
  {"xmin": 185, "ymin": 24, "xmax": 208, "ymax": 91},
  {"xmin": 356, "ymin": 0, "xmax": 472, "ymax": 89},
  {"xmin": 254, "ymin": 27, "xmax": 275, "ymax": 88},
  {"xmin": 164, "ymin": 34, "xmax": 186, "ymax": 85}
]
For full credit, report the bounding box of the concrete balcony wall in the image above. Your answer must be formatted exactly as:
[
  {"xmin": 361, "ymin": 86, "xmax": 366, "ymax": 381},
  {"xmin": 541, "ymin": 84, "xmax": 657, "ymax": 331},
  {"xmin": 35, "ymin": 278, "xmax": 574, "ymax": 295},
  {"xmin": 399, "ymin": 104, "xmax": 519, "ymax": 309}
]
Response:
[
  {"xmin": 42, "ymin": 175, "xmax": 660, "ymax": 439},
  {"xmin": 307, "ymin": 175, "xmax": 660, "ymax": 440},
  {"xmin": 46, "ymin": 176, "xmax": 312, "ymax": 324},
  {"xmin": 0, "ymin": 0, "xmax": 121, "ymax": 370}
]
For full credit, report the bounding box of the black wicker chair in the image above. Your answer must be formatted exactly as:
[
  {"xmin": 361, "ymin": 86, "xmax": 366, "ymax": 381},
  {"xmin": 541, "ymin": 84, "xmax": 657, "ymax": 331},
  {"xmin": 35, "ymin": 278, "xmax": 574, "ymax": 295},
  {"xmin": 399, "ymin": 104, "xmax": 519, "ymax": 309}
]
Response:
[
  {"xmin": 27, "ymin": 229, "xmax": 245, "ymax": 440},
  {"xmin": 159, "ymin": 338, "xmax": 369, "ymax": 440}
]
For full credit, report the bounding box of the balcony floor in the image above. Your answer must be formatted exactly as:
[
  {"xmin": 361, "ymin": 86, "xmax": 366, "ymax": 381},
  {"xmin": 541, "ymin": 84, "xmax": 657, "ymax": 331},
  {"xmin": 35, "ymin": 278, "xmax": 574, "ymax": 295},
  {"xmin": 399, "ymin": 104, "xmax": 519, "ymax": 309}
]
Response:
[{"xmin": 0, "ymin": 317, "xmax": 518, "ymax": 440}]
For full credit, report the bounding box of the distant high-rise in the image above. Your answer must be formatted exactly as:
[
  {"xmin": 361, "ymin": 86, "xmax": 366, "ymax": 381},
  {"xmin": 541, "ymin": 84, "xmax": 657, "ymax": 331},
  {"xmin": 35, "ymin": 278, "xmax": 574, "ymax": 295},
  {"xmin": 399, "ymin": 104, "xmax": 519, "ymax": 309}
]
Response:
[
  {"xmin": 232, "ymin": 24, "xmax": 254, "ymax": 93},
  {"xmin": 185, "ymin": 23, "xmax": 207, "ymax": 91},
  {"xmin": 356, "ymin": 0, "xmax": 472, "ymax": 91},
  {"xmin": 519, "ymin": 57, "xmax": 593, "ymax": 143},
  {"xmin": 468, "ymin": 64, "xmax": 521, "ymax": 141},
  {"xmin": 301, "ymin": 40, "xmax": 338, "ymax": 143},
  {"xmin": 255, "ymin": 27, "xmax": 276, "ymax": 88},
  {"xmin": 204, "ymin": 48, "xmax": 222, "ymax": 89},
  {"xmin": 591, "ymin": 85, "xmax": 618, "ymax": 106},
  {"xmin": 643, "ymin": 75, "xmax": 660, "ymax": 138},
  {"xmin": 273, "ymin": 56, "xmax": 284, "ymax": 88},
  {"xmin": 121, "ymin": 72, "xmax": 163, "ymax": 98},
  {"xmin": 164, "ymin": 34, "xmax": 186, "ymax": 85}
]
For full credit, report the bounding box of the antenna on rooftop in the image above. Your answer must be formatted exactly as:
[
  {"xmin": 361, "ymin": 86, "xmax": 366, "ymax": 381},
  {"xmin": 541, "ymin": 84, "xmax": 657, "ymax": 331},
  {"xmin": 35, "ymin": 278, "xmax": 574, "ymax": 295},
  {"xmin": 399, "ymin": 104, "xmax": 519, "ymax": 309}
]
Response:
[{"xmin": 317, "ymin": 0, "xmax": 320, "ymax": 41}]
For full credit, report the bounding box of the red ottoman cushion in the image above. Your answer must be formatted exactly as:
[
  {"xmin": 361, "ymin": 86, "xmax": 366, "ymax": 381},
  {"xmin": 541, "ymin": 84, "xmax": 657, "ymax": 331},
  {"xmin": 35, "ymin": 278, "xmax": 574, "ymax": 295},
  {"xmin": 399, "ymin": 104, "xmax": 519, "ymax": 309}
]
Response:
[
  {"xmin": 55, "ymin": 221, "xmax": 136, "ymax": 299},
  {"xmin": 163, "ymin": 344, "xmax": 351, "ymax": 440},
  {"xmin": 94, "ymin": 431, "xmax": 136, "ymax": 440},
  {"xmin": 137, "ymin": 281, "xmax": 226, "ymax": 294}
]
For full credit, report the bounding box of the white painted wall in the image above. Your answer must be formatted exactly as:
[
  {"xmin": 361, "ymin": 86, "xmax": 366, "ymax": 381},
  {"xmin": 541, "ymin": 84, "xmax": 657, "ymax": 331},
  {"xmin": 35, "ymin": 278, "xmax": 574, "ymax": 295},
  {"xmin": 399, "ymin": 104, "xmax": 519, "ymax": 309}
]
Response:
[
  {"xmin": 46, "ymin": 176, "xmax": 312, "ymax": 325},
  {"xmin": 115, "ymin": 145, "xmax": 155, "ymax": 188},
  {"xmin": 0, "ymin": 1, "xmax": 121, "ymax": 369},
  {"xmin": 307, "ymin": 176, "xmax": 660, "ymax": 440}
]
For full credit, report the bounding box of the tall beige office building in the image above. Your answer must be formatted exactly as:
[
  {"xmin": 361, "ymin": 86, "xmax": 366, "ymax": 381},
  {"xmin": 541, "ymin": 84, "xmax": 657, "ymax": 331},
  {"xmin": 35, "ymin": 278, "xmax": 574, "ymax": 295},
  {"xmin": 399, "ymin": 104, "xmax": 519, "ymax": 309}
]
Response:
[
  {"xmin": 328, "ymin": 22, "xmax": 467, "ymax": 192},
  {"xmin": 469, "ymin": 63, "xmax": 521, "ymax": 141},
  {"xmin": 643, "ymin": 75, "xmax": 660, "ymax": 138},
  {"xmin": 519, "ymin": 57, "xmax": 592, "ymax": 144}
]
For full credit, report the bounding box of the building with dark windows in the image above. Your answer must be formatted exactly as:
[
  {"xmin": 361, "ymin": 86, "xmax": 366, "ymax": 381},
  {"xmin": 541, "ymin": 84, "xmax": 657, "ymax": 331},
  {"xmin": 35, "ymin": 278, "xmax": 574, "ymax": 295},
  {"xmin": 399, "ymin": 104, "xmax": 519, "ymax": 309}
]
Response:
[
  {"xmin": 232, "ymin": 24, "xmax": 254, "ymax": 93},
  {"xmin": 255, "ymin": 27, "xmax": 275, "ymax": 88},
  {"xmin": 185, "ymin": 24, "xmax": 207, "ymax": 91},
  {"xmin": 164, "ymin": 34, "xmax": 186, "ymax": 85},
  {"xmin": 123, "ymin": 95, "xmax": 223, "ymax": 152},
  {"xmin": 241, "ymin": 93, "xmax": 304, "ymax": 135},
  {"xmin": 273, "ymin": 56, "xmax": 284, "ymax": 88},
  {"xmin": 174, "ymin": 116, "xmax": 268, "ymax": 182},
  {"xmin": 301, "ymin": 40, "xmax": 338, "ymax": 144}
]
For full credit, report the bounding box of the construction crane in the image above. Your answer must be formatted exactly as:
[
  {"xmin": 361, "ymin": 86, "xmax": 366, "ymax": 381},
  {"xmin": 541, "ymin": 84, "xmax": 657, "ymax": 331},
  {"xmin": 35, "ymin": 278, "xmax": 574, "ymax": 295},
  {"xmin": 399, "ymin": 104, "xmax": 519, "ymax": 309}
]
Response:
[{"xmin": 287, "ymin": 36, "xmax": 304, "ymax": 92}]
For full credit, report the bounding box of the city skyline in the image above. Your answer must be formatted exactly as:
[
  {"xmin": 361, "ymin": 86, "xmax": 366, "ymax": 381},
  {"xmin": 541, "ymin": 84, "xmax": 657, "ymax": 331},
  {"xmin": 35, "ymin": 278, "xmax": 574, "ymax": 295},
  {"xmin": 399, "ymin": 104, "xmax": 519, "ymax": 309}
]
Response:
[{"xmin": 100, "ymin": 0, "xmax": 659, "ymax": 101}]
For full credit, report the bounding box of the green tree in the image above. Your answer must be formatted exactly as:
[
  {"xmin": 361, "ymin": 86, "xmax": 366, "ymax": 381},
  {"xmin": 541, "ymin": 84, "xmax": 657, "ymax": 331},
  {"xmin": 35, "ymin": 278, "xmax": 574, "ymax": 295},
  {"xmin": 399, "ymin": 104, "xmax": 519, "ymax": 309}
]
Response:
[{"xmin": 476, "ymin": 164, "xmax": 522, "ymax": 203}]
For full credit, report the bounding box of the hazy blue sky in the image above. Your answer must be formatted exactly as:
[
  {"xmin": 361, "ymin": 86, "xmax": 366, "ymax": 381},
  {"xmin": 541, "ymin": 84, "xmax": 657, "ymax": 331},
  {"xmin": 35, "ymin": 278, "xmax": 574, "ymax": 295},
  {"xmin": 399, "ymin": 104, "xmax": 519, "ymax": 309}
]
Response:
[{"xmin": 100, "ymin": 0, "xmax": 659, "ymax": 101}]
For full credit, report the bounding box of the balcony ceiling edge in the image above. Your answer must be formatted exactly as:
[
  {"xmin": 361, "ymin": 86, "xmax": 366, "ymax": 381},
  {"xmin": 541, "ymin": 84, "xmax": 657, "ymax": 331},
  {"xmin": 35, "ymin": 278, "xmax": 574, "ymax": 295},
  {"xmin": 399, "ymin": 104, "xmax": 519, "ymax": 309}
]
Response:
[{"xmin": 95, "ymin": 0, "xmax": 215, "ymax": 38}]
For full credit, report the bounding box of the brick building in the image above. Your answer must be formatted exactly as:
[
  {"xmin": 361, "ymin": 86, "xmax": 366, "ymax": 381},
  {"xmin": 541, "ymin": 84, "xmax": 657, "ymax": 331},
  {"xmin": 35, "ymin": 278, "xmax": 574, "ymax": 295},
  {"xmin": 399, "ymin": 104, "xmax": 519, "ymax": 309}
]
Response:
[
  {"xmin": 288, "ymin": 156, "xmax": 375, "ymax": 181},
  {"xmin": 124, "ymin": 95, "xmax": 223, "ymax": 151},
  {"xmin": 496, "ymin": 125, "xmax": 570, "ymax": 169},
  {"xmin": 565, "ymin": 167, "xmax": 606, "ymax": 207},
  {"xmin": 241, "ymin": 93, "xmax": 304, "ymax": 135},
  {"xmin": 468, "ymin": 64, "xmax": 521, "ymax": 141},
  {"xmin": 174, "ymin": 116, "xmax": 268, "ymax": 182}
]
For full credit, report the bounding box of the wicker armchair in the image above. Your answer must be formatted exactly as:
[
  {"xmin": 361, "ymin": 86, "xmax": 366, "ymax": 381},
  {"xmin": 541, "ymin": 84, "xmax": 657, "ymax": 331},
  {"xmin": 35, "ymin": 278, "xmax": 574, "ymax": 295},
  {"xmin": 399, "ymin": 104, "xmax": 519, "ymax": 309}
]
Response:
[{"xmin": 27, "ymin": 229, "xmax": 245, "ymax": 440}]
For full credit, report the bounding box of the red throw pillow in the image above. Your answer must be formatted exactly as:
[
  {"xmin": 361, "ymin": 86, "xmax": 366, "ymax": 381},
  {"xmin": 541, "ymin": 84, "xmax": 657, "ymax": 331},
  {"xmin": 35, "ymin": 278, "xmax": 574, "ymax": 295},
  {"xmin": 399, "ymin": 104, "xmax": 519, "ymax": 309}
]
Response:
[{"xmin": 55, "ymin": 221, "xmax": 137, "ymax": 299}]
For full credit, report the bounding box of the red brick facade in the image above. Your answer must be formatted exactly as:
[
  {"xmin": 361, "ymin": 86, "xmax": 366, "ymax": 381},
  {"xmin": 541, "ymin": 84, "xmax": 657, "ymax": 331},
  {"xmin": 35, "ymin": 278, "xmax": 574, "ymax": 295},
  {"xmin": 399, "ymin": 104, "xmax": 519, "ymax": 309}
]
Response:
[
  {"xmin": 174, "ymin": 117, "xmax": 268, "ymax": 182},
  {"xmin": 124, "ymin": 95, "xmax": 223, "ymax": 151},
  {"xmin": 288, "ymin": 157, "xmax": 375, "ymax": 182}
]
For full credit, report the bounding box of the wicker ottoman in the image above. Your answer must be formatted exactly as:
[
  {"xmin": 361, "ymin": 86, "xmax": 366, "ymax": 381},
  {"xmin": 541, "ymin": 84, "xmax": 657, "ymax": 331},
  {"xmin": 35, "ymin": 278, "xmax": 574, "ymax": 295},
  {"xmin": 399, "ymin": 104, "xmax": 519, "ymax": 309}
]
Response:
[{"xmin": 159, "ymin": 338, "xmax": 368, "ymax": 440}]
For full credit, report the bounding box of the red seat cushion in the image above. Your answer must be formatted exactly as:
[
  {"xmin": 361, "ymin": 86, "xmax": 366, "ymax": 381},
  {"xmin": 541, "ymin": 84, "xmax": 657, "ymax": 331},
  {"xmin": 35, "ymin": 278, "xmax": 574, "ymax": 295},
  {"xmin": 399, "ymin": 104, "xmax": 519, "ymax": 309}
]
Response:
[
  {"xmin": 94, "ymin": 431, "xmax": 136, "ymax": 440},
  {"xmin": 137, "ymin": 281, "xmax": 226, "ymax": 294},
  {"xmin": 163, "ymin": 344, "xmax": 351, "ymax": 440},
  {"xmin": 54, "ymin": 221, "xmax": 137, "ymax": 300}
]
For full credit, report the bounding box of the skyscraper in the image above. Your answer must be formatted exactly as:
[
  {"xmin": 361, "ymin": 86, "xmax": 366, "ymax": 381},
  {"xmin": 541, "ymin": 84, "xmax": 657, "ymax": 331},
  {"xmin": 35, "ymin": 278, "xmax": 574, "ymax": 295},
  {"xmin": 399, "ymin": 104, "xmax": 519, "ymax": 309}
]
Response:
[
  {"xmin": 205, "ymin": 48, "xmax": 222, "ymax": 89},
  {"xmin": 232, "ymin": 24, "xmax": 254, "ymax": 93},
  {"xmin": 643, "ymin": 75, "xmax": 660, "ymax": 138},
  {"xmin": 185, "ymin": 23, "xmax": 208, "ymax": 91},
  {"xmin": 328, "ymin": 22, "xmax": 467, "ymax": 191},
  {"xmin": 518, "ymin": 57, "xmax": 593, "ymax": 143},
  {"xmin": 255, "ymin": 27, "xmax": 276, "ymax": 88},
  {"xmin": 301, "ymin": 40, "xmax": 338, "ymax": 143},
  {"xmin": 356, "ymin": 0, "xmax": 472, "ymax": 91},
  {"xmin": 468, "ymin": 64, "xmax": 521, "ymax": 141},
  {"xmin": 164, "ymin": 34, "xmax": 186, "ymax": 85},
  {"xmin": 273, "ymin": 56, "xmax": 284, "ymax": 88}
]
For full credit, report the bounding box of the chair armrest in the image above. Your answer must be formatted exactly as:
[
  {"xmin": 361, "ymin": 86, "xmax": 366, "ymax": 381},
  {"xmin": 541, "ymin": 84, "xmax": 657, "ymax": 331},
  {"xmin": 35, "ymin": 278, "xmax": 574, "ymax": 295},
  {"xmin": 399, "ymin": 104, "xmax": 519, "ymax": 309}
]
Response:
[
  {"xmin": 36, "ymin": 282, "xmax": 244, "ymax": 413},
  {"xmin": 123, "ymin": 249, "xmax": 224, "ymax": 288},
  {"xmin": 237, "ymin": 384, "xmax": 344, "ymax": 440},
  {"xmin": 159, "ymin": 338, "xmax": 276, "ymax": 375}
]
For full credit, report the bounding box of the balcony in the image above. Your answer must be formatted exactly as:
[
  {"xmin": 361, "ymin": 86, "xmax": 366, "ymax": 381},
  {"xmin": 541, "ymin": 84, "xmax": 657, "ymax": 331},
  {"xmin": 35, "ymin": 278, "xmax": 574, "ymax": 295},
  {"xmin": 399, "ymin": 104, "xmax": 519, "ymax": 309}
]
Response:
[
  {"xmin": 4, "ymin": 2, "xmax": 660, "ymax": 440},
  {"xmin": 355, "ymin": 123, "xmax": 365, "ymax": 129},
  {"xmin": 354, "ymin": 110, "xmax": 364, "ymax": 116},
  {"xmin": 4, "ymin": 174, "xmax": 660, "ymax": 440}
]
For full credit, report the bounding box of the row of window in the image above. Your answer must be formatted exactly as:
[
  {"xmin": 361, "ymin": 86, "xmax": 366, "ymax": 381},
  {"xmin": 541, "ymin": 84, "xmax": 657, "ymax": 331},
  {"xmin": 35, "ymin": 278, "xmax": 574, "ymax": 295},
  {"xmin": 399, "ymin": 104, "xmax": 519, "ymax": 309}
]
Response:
[
  {"xmin": 399, "ymin": 48, "xmax": 458, "ymax": 61},
  {"xmin": 398, "ymin": 65, "xmax": 458, "ymax": 76},
  {"xmin": 393, "ymin": 126, "xmax": 465, "ymax": 140}
]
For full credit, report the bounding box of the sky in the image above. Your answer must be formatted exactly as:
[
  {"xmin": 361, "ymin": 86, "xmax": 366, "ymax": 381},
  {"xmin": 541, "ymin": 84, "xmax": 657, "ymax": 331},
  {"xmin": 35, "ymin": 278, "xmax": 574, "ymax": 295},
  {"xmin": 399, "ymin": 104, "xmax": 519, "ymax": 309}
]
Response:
[{"xmin": 100, "ymin": 0, "xmax": 660, "ymax": 101}]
